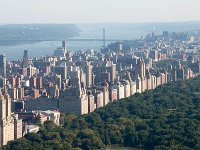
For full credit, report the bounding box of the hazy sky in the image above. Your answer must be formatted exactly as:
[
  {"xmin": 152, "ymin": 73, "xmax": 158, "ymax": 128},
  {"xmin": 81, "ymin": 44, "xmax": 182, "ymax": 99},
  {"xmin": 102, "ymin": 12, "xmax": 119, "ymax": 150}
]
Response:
[{"xmin": 0, "ymin": 0, "xmax": 200, "ymax": 24}]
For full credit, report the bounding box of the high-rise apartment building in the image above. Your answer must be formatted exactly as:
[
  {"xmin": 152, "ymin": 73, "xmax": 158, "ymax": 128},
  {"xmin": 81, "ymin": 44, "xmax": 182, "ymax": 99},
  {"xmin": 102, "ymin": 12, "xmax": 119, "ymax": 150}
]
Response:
[
  {"xmin": 111, "ymin": 64, "xmax": 116, "ymax": 82},
  {"xmin": 83, "ymin": 61, "xmax": 93, "ymax": 87},
  {"xmin": 53, "ymin": 65, "xmax": 67, "ymax": 80},
  {"xmin": 59, "ymin": 79, "xmax": 88, "ymax": 115},
  {"xmin": 0, "ymin": 88, "xmax": 22, "ymax": 147},
  {"xmin": 29, "ymin": 76, "xmax": 37, "ymax": 88},
  {"xmin": 36, "ymin": 76, "xmax": 43, "ymax": 89},
  {"xmin": 136, "ymin": 58, "xmax": 146, "ymax": 78}
]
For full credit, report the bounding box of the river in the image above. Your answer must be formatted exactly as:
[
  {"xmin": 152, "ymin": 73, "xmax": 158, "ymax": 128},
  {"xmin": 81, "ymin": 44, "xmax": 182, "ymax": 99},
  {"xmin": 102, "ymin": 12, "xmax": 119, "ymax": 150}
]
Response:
[
  {"xmin": 0, "ymin": 22, "xmax": 196, "ymax": 60},
  {"xmin": 0, "ymin": 23, "xmax": 150, "ymax": 60}
]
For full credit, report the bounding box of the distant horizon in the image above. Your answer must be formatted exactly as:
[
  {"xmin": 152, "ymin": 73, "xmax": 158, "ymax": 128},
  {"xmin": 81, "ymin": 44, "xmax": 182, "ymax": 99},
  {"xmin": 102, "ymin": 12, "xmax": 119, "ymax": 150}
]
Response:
[{"xmin": 1, "ymin": 20, "xmax": 200, "ymax": 25}]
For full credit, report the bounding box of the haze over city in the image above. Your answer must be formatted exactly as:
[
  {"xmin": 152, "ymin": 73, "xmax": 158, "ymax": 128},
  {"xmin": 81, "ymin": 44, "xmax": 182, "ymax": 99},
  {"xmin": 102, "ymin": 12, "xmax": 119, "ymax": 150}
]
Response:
[{"xmin": 0, "ymin": 0, "xmax": 200, "ymax": 23}]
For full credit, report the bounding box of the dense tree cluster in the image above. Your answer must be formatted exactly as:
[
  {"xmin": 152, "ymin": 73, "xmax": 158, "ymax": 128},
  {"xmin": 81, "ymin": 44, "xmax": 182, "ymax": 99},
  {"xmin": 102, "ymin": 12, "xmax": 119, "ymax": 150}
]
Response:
[
  {"xmin": 3, "ymin": 77, "xmax": 200, "ymax": 150},
  {"xmin": 153, "ymin": 59, "xmax": 187, "ymax": 69}
]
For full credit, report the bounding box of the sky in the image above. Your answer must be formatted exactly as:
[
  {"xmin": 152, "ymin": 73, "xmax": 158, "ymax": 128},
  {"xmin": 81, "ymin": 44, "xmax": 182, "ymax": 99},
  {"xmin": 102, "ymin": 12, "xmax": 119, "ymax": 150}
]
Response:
[{"xmin": 0, "ymin": 0, "xmax": 200, "ymax": 24}]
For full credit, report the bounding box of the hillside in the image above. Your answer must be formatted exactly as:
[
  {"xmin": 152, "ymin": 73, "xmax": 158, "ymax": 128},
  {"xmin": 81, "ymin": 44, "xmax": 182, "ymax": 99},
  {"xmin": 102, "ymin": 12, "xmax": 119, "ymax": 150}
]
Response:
[
  {"xmin": 0, "ymin": 24, "xmax": 80, "ymax": 45},
  {"xmin": 3, "ymin": 77, "xmax": 200, "ymax": 150}
]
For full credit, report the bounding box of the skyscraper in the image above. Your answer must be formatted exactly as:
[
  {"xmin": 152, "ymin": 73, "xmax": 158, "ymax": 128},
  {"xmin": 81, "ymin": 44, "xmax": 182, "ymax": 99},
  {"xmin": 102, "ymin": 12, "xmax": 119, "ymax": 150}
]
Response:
[
  {"xmin": 83, "ymin": 61, "xmax": 93, "ymax": 87},
  {"xmin": 111, "ymin": 63, "xmax": 116, "ymax": 82},
  {"xmin": 136, "ymin": 58, "xmax": 147, "ymax": 92},
  {"xmin": 22, "ymin": 50, "xmax": 28, "ymax": 67},
  {"xmin": 136, "ymin": 58, "xmax": 145, "ymax": 78},
  {"xmin": 62, "ymin": 41, "xmax": 66, "ymax": 51},
  {"xmin": 0, "ymin": 54, "xmax": 6, "ymax": 77},
  {"xmin": 62, "ymin": 41, "xmax": 66, "ymax": 58}
]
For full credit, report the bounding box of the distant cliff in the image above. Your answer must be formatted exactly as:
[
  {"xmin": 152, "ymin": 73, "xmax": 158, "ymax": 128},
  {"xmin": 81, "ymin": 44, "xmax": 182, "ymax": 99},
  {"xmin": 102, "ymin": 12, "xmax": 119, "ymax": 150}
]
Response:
[{"xmin": 0, "ymin": 24, "xmax": 80, "ymax": 45}]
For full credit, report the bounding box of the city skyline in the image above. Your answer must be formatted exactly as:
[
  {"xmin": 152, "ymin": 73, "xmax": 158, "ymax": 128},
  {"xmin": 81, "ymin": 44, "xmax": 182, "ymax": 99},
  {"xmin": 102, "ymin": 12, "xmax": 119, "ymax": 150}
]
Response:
[
  {"xmin": 0, "ymin": 0, "xmax": 200, "ymax": 24},
  {"xmin": 1, "ymin": 1, "xmax": 200, "ymax": 149}
]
